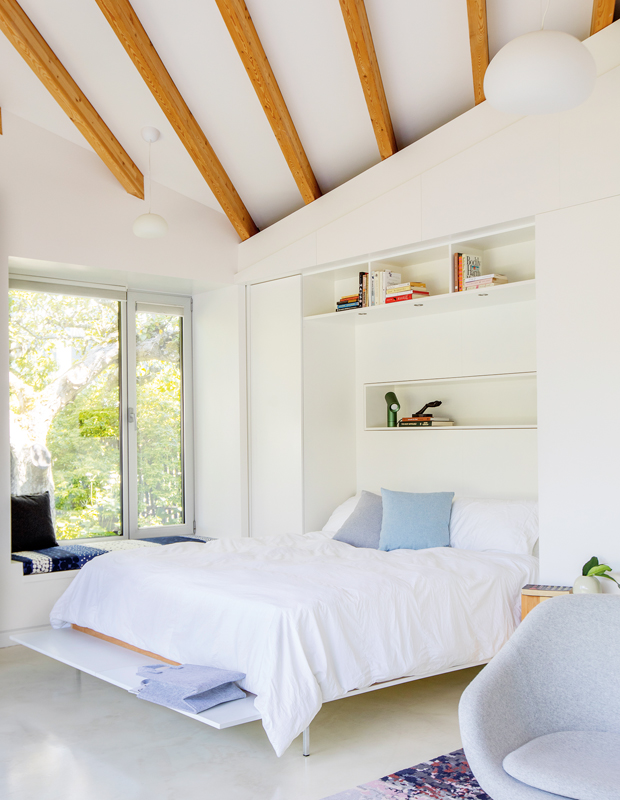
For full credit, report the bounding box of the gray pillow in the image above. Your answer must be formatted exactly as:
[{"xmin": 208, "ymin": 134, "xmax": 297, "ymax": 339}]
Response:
[{"xmin": 333, "ymin": 491, "xmax": 382, "ymax": 549}]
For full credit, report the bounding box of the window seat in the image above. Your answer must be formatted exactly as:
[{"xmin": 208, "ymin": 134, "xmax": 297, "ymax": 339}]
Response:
[{"xmin": 12, "ymin": 536, "xmax": 212, "ymax": 576}]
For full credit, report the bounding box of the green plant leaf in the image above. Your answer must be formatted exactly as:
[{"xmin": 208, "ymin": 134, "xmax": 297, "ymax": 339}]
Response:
[
  {"xmin": 582, "ymin": 556, "xmax": 599, "ymax": 576},
  {"xmin": 587, "ymin": 564, "xmax": 613, "ymax": 576},
  {"xmin": 600, "ymin": 573, "xmax": 620, "ymax": 587}
]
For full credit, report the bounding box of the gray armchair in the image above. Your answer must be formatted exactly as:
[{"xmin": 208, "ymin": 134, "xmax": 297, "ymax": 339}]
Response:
[{"xmin": 459, "ymin": 594, "xmax": 620, "ymax": 800}]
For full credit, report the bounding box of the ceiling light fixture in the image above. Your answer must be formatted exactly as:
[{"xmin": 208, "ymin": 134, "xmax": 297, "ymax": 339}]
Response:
[
  {"xmin": 133, "ymin": 127, "xmax": 168, "ymax": 238},
  {"xmin": 483, "ymin": 0, "xmax": 596, "ymax": 115}
]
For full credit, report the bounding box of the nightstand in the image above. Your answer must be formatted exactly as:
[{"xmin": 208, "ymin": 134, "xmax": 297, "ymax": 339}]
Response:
[{"xmin": 521, "ymin": 584, "xmax": 572, "ymax": 620}]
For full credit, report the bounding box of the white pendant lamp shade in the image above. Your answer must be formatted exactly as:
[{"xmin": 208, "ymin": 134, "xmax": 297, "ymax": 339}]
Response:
[
  {"xmin": 133, "ymin": 212, "xmax": 168, "ymax": 238},
  {"xmin": 133, "ymin": 126, "xmax": 168, "ymax": 238},
  {"xmin": 484, "ymin": 30, "xmax": 596, "ymax": 115}
]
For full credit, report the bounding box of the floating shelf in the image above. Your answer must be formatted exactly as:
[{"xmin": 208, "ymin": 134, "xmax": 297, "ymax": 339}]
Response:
[
  {"xmin": 304, "ymin": 279, "xmax": 536, "ymax": 325},
  {"xmin": 366, "ymin": 425, "xmax": 538, "ymax": 431},
  {"xmin": 304, "ymin": 280, "xmax": 536, "ymax": 325}
]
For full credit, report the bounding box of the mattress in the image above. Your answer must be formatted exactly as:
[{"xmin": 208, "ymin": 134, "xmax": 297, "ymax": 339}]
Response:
[{"xmin": 50, "ymin": 532, "xmax": 537, "ymax": 755}]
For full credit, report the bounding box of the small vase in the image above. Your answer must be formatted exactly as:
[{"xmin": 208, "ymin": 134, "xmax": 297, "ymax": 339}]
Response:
[{"xmin": 573, "ymin": 575, "xmax": 602, "ymax": 594}]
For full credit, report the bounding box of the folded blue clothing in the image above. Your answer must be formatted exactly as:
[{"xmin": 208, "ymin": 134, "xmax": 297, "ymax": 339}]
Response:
[
  {"xmin": 136, "ymin": 679, "xmax": 246, "ymax": 714},
  {"xmin": 133, "ymin": 663, "xmax": 247, "ymax": 714},
  {"xmin": 137, "ymin": 663, "xmax": 245, "ymax": 693}
]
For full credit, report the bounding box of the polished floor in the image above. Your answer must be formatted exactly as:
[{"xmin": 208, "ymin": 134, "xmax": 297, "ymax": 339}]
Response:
[{"xmin": 0, "ymin": 645, "xmax": 482, "ymax": 800}]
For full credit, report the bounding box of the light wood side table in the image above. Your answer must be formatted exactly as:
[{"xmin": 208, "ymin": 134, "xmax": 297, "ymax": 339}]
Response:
[{"xmin": 521, "ymin": 584, "xmax": 572, "ymax": 620}]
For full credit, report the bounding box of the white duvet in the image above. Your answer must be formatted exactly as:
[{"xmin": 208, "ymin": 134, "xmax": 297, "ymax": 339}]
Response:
[{"xmin": 50, "ymin": 533, "xmax": 537, "ymax": 756}]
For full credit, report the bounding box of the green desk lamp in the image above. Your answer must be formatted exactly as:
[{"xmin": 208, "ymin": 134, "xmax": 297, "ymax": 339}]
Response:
[{"xmin": 385, "ymin": 392, "xmax": 400, "ymax": 427}]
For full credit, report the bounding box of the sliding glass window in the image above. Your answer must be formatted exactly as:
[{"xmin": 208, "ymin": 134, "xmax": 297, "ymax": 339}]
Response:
[{"xmin": 8, "ymin": 280, "xmax": 193, "ymax": 540}]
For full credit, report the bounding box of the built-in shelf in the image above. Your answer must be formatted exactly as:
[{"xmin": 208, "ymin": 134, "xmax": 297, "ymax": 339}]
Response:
[
  {"xmin": 305, "ymin": 279, "xmax": 536, "ymax": 325},
  {"xmin": 365, "ymin": 372, "xmax": 538, "ymax": 430},
  {"xmin": 367, "ymin": 425, "xmax": 537, "ymax": 431}
]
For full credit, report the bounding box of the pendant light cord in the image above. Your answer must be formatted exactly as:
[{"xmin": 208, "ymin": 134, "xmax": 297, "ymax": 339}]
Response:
[
  {"xmin": 540, "ymin": 0, "xmax": 551, "ymax": 30},
  {"xmin": 147, "ymin": 140, "xmax": 152, "ymax": 214}
]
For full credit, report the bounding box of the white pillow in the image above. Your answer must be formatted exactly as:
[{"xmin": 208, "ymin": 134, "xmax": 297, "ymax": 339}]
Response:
[
  {"xmin": 449, "ymin": 498, "xmax": 538, "ymax": 555},
  {"xmin": 322, "ymin": 493, "xmax": 361, "ymax": 533}
]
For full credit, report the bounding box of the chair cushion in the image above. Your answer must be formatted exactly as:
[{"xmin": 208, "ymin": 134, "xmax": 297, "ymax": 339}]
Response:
[
  {"xmin": 503, "ymin": 730, "xmax": 620, "ymax": 800},
  {"xmin": 333, "ymin": 491, "xmax": 382, "ymax": 549}
]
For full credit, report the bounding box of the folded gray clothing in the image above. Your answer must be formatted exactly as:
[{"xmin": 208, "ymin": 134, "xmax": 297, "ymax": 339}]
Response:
[
  {"xmin": 137, "ymin": 663, "xmax": 245, "ymax": 693},
  {"xmin": 136, "ymin": 679, "xmax": 246, "ymax": 714}
]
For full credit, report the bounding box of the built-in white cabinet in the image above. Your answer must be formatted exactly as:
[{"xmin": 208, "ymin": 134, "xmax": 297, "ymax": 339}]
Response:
[{"xmin": 246, "ymin": 218, "xmax": 538, "ymax": 536}]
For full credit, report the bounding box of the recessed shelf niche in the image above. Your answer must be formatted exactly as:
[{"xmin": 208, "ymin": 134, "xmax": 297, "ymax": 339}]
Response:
[
  {"xmin": 303, "ymin": 221, "xmax": 535, "ymax": 322},
  {"xmin": 365, "ymin": 372, "xmax": 537, "ymax": 430}
]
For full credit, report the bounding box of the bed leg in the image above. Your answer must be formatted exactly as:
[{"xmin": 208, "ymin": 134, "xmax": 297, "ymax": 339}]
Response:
[{"xmin": 302, "ymin": 726, "xmax": 310, "ymax": 757}]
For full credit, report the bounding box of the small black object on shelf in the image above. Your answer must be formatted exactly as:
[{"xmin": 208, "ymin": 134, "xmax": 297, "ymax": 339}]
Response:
[{"xmin": 412, "ymin": 400, "xmax": 442, "ymax": 417}]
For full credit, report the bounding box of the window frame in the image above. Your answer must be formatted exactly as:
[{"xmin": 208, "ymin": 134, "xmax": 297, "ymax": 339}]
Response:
[
  {"xmin": 8, "ymin": 278, "xmax": 195, "ymax": 543},
  {"xmin": 126, "ymin": 291, "xmax": 194, "ymax": 539}
]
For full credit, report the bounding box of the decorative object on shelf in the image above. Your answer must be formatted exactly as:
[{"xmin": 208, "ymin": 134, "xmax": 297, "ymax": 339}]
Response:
[
  {"xmin": 573, "ymin": 556, "xmax": 620, "ymax": 594},
  {"xmin": 133, "ymin": 126, "xmax": 168, "ymax": 239},
  {"xmin": 483, "ymin": 0, "xmax": 596, "ymax": 115},
  {"xmin": 413, "ymin": 400, "xmax": 442, "ymax": 417},
  {"xmin": 384, "ymin": 392, "xmax": 400, "ymax": 428}
]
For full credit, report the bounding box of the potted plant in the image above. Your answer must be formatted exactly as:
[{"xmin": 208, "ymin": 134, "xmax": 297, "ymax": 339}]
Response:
[{"xmin": 573, "ymin": 556, "xmax": 620, "ymax": 594}]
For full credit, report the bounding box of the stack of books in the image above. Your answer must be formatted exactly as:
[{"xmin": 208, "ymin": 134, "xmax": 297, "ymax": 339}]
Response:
[
  {"xmin": 464, "ymin": 273, "xmax": 508, "ymax": 291},
  {"xmin": 453, "ymin": 253, "xmax": 481, "ymax": 291},
  {"xmin": 336, "ymin": 293, "xmax": 362, "ymax": 312},
  {"xmin": 398, "ymin": 415, "xmax": 454, "ymax": 427},
  {"xmin": 385, "ymin": 282, "xmax": 429, "ymax": 304}
]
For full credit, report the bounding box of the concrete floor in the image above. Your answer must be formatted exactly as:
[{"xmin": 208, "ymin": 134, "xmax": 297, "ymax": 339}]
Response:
[{"xmin": 0, "ymin": 645, "xmax": 482, "ymax": 800}]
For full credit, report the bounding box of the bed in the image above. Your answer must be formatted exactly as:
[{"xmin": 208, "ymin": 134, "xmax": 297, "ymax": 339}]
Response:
[{"xmin": 44, "ymin": 499, "xmax": 538, "ymax": 756}]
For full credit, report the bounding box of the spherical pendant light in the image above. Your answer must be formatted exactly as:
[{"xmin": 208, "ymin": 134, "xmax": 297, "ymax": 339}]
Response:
[
  {"xmin": 132, "ymin": 212, "xmax": 168, "ymax": 238},
  {"xmin": 484, "ymin": 30, "xmax": 596, "ymax": 115},
  {"xmin": 133, "ymin": 126, "xmax": 169, "ymax": 238}
]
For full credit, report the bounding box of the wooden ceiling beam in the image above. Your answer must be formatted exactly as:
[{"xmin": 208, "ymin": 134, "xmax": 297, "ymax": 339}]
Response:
[
  {"xmin": 215, "ymin": 0, "xmax": 320, "ymax": 205},
  {"xmin": 94, "ymin": 0, "xmax": 258, "ymax": 240},
  {"xmin": 338, "ymin": 0, "xmax": 396, "ymax": 160},
  {"xmin": 590, "ymin": 0, "xmax": 615, "ymax": 35},
  {"xmin": 0, "ymin": 0, "xmax": 143, "ymax": 198},
  {"xmin": 466, "ymin": 0, "xmax": 489, "ymax": 105}
]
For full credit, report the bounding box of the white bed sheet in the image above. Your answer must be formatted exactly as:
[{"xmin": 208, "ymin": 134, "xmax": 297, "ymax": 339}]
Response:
[{"xmin": 50, "ymin": 533, "xmax": 537, "ymax": 756}]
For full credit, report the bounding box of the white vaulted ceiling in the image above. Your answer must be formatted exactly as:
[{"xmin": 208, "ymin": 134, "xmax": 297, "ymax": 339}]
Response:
[{"xmin": 0, "ymin": 0, "xmax": 603, "ymax": 235}]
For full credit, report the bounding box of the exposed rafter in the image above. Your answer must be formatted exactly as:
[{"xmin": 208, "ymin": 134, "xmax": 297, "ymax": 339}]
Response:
[
  {"xmin": 466, "ymin": 0, "xmax": 489, "ymax": 105},
  {"xmin": 0, "ymin": 0, "xmax": 143, "ymax": 197},
  {"xmin": 215, "ymin": 0, "xmax": 321, "ymax": 205},
  {"xmin": 590, "ymin": 0, "xmax": 615, "ymax": 35},
  {"xmin": 94, "ymin": 0, "xmax": 258, "ymax": 241},
  {"xmin": 338, "ymin": 0, "xmax": 396, "ymax": 160}
]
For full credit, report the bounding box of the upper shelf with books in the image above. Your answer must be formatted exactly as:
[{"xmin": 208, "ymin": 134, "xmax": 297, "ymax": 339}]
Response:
[
  {"xmin": 305, "ymin": 279, "xmax": 536, "ymax": 325},
  {"xmin": 302, "ymin": 220, "xmax": 535, "ymax": 321}
]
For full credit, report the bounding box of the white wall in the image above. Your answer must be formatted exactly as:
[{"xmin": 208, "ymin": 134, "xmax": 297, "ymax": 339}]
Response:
[
  {"xmin": 537, "ymin": 196, "xmax": 620, "ymax": 584},
  {"xmin": 0, "ymin": 112, "xmax": 238, "ymax": 643},
  {"xmin": 193, "ymin": 286, "xmax": 248, "ymax": 539}
]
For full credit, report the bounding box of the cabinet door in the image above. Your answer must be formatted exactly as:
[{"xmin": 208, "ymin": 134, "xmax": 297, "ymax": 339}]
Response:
[{"xmin": 249, "ymin": 276, "xmax": 303, "ymax": 537}]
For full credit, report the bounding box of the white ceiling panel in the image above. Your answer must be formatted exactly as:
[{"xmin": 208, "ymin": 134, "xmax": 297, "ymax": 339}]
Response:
[
  {"xmin": 366, "ymin": 0, "xmax": 475, "ymax": 149},
  {"xmin": 245, "ymin": 0, "xmax": 382, "ymax": 194}
]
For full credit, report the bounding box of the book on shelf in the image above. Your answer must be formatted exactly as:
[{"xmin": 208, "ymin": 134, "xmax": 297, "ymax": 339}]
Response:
[
  {"xmin": 522, "ymin": 585, "xmax": 572, "ymax": 596},
  {"xmin": 336, "ymin": 300, "xmax": 361, "ymax": 311},
  {"xmin": 385, "ymin": 292, "xmax": 428, "ymax": 304},
  {"xmin": 400, "ymin": 416, "xmax": 451, "ymax": 422},
  {"xmin": 386, "ymin": 282, "xmax": 427, "ymax": 294},
  {"xmin": 464, "ymin": 273, "xmax": 508, "ymax": 291},
  {"xmin": 398, "ymin": 420, "xmax": 455, "ymax": 427},
  {"xmin": 338, "ymin": 294, "xmax": 360, "ymax": 303},
  {"xmin": 454, "ymin": 253, "xmax": 482, "ymax": 291},
  {"xmin": 369, "ymin": 270, "xmax": 401, "ymax": 306}
]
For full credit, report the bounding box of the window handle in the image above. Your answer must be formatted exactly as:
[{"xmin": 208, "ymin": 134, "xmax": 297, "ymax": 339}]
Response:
[{"xmin": 128, "ymin": 407, "xmax": 136, "ymax": 425}]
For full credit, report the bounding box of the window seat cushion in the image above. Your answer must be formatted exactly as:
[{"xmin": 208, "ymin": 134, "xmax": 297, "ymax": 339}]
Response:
[{"xmin": 12, "ymin": 536, "xmax": 212, "ymax": 576}]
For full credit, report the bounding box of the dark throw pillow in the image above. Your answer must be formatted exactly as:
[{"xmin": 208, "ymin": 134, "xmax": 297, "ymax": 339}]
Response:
[
  {"xmin": 333, "ymin": 490, "xmax": 383, "ymax": 549},
  {"xmin": 11, "ymin": 492, "xmax": 57, "ymax": 552}
]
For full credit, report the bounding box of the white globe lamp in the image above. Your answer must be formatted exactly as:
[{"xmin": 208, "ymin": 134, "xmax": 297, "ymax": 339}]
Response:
[
  {"xmin": 484, "ymin": 30, "xmax": 596, "ymax": 115},
  {"xmin": 132, "ymin": 213, "xmax": 168, "ymax": 238},
  {"xmin": 133, "ymin": 126, "xmax": 169, "ymax": 238}
]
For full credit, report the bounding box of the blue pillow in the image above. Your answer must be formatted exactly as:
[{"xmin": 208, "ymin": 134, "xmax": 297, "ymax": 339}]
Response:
[{"xmin": 379, "ymin": 489, "xmax": 454, "ymax": 552}]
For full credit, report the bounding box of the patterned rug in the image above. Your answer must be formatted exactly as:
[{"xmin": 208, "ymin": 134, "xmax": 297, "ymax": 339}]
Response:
[{"xmin": 322, "ymin": 749, "xmax": 491, "ymax": 799}]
